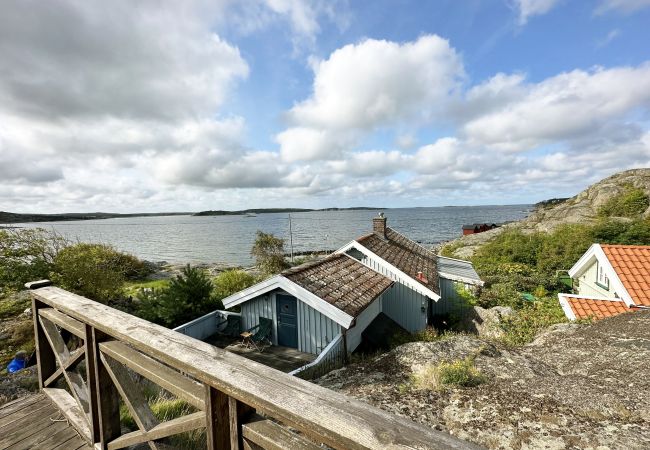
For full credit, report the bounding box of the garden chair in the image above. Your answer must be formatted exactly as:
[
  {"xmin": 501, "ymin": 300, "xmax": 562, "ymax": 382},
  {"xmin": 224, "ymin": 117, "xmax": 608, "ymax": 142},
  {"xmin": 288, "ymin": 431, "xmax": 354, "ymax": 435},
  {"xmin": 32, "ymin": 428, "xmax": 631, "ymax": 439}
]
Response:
[
  {"xmin": 216, "ymin": 315, "xmax": 241, "ymax": 337},
  {"xmin": 241, "ymin": 317, "xmax": 273, "ymax": 351}
]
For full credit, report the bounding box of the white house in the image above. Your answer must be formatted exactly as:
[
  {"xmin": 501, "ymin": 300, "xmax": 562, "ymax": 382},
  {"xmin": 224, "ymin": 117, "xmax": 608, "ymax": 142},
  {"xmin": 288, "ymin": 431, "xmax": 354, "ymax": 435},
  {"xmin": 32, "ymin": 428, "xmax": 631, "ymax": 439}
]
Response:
[{"xmin": 559, "ymin": 243, "xmax": 649, "ymax": 320}]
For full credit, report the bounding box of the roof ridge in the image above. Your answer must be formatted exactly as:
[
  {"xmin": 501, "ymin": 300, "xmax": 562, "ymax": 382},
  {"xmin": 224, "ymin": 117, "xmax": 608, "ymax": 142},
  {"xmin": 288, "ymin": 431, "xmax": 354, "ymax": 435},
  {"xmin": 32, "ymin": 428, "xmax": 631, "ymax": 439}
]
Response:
[
  {"xmin": 281, "ymin": 253, "xmax": 345, "ymax": 276},
  {"xmin": 600, "ymin": 243, "xmax": 650, "ymax": 249}
]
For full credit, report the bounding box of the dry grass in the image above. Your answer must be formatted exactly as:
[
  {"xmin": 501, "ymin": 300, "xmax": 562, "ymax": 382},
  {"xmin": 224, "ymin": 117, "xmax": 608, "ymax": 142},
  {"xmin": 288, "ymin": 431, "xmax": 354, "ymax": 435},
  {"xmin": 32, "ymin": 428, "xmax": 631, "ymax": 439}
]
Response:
[{"xmin": 412, "ymin": 357, "xmax": 486, "ymax": 391}]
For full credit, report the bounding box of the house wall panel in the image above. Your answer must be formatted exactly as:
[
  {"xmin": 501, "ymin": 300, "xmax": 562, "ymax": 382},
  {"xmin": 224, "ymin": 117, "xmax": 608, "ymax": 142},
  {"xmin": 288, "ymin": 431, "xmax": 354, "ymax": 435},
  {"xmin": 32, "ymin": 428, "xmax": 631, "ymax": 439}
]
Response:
[
  {"xmin": 240, "ymin": 293, "xmax": 277, "ymax": 344},
  {"xmin": 577, "ymin": 261, "xmax": 617, "ymax": 299},
  {"xmin": 345, "ymin": 296, "xmax": 383, "ymax": 352},
  {"xmin": 436, "ymin": 278, "xmax": 475, "ymax": 316},
  {"xmin": 298, "ymin": 299, "xmax": 340, "ymax": 354}
]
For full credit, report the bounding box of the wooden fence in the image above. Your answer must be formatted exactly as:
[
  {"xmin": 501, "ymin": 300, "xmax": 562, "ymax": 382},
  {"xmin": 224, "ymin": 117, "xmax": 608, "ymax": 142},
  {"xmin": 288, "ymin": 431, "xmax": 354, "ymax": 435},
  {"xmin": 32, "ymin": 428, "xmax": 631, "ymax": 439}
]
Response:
[
  {"xmin": 26, "ymin": 280, "xmax": 482, "ymax": 450},
  {"xmin": 289, "ymin": 333, "xmax": 345, "ymax": 380}
]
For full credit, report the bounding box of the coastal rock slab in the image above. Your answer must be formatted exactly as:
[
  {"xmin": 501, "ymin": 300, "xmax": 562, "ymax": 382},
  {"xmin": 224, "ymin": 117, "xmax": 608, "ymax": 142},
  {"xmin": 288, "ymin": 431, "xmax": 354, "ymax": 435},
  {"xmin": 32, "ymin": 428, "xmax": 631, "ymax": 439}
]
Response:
[{"xmin": 316, "ymin": 311, "xmax": 650, "ymax": 449}]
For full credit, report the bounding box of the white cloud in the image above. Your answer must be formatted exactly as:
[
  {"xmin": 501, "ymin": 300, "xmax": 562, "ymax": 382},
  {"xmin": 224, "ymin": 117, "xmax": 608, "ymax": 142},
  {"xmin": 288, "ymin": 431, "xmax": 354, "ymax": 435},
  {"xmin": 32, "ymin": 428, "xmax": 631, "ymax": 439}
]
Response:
[
  {"xmin": 595, "ymin": 0, "xmax": 650, "ymax": 14},
  {"xmin": 514, "ymin": 0, "xmax": 562, "ymax": 25},
  {"xmin": 277, "ymin": 35, "xmax": 464, "ymax": 161},
  {"xmin": 462, "ymin": 64, "xmax": 650, "ymax": 151}
]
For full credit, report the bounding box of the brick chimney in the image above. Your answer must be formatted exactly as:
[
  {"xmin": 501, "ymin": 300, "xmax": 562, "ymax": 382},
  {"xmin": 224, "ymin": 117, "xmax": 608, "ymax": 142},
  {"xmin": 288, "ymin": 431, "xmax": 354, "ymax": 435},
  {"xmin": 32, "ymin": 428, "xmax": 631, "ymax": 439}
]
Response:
[{"xmin": 373, "ymin": 212, "xmax": 387, "ymax": 238}]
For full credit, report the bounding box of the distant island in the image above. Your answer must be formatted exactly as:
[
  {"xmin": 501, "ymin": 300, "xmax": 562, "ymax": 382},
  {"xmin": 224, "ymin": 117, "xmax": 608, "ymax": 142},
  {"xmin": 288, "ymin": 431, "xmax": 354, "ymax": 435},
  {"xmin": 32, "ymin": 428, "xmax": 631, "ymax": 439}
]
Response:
[
  {"xmin": 0, "ymin": 211, "xmax": 192, "ymax": 224},
  {"xmin": 193, "ymin": 207, "xmax": 383, "ymax": 216},
  {"xmin": 0, "ymin": 207, "xmax": 384, "ymax": 224}
]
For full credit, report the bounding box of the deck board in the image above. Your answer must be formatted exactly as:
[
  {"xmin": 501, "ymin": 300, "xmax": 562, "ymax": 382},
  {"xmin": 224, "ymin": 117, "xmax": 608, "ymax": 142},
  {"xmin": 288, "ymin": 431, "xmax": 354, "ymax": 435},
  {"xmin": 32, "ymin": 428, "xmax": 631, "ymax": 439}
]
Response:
[{"xmin": 0, "ymin": 395, "xmax": 92, "ymax": 449}]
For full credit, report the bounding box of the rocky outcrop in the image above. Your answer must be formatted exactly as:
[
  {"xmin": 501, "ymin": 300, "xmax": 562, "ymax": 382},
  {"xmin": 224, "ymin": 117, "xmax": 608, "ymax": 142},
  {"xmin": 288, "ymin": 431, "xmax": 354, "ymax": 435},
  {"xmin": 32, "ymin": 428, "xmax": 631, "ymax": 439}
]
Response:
[
  {"xmin": 454, "ymin": 306, "xmax": 514, "ymax": 339},
  {"xmin": 316, "ymin": 311, "xmax": 650, "ymax": 449},
  {"xmin": 520, "ymin": 168, "xmax": 650, "ymax": 232},
  {"xmin": 443, "ymin": 168, "xmax": 650, "ymax": 258}
]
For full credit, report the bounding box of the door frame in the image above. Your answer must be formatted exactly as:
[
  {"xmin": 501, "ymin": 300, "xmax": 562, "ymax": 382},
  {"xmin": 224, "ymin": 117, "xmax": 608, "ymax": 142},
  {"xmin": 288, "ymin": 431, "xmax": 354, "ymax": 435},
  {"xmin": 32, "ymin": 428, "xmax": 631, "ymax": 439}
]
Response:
[{"xmin": 275, "ymin": 293, "xmax": 299, "ymax": 349}]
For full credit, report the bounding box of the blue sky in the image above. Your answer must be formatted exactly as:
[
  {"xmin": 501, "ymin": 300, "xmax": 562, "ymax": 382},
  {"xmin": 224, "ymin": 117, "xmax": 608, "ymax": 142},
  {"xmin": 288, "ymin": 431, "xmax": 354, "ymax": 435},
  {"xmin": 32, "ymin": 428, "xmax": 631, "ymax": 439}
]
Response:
[{"xmin": 1, "ymin": 0, "xmax": 650, "ymax": 212}]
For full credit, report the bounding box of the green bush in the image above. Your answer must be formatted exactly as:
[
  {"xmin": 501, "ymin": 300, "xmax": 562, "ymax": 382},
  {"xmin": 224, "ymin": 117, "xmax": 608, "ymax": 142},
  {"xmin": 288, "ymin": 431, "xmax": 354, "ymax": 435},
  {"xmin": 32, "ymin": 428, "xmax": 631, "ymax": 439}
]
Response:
[
  {"xmin": 251, "ymin": 231, "xmax": 289, "ymax": 276},
  {"xmin": 412, "ymin": 357, "xmax": 486, "ymax": 391},
  {"xmin": 598, "ymin": 184, "xmax": 649, "ymax": 218},
  {"xmin": 51, "ymin": 243, "xmax": 137, "ymax": 302},
  {"xmin": 498, "ymin": 298, "xmax": 567, "ymax": 346},
  {"xmin": 213, "ymin": 269, "xmax": 257, "ymax": 300},
  {"xmin": 137, "ymin": 265, "xmax": 218, "ymax": 328},
  {"xmin": 0, "ymin": 228, "xmax": 68, "ymax": 291}
]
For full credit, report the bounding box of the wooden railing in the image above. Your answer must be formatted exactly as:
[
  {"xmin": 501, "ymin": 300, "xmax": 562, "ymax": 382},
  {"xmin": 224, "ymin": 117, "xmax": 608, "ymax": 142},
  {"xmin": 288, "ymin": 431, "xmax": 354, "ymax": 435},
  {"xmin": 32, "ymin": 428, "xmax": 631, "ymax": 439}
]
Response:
[
  {"xmin": 174, "ymin": 310, "xmax": 241, "ymax": 341},
  {"xmin": 26, "ymin": 280, "xmax": 482, "ymax": 450},
  {"xmin": 289, "ymin": 333, "xmax": 345, "ymax": 380}
]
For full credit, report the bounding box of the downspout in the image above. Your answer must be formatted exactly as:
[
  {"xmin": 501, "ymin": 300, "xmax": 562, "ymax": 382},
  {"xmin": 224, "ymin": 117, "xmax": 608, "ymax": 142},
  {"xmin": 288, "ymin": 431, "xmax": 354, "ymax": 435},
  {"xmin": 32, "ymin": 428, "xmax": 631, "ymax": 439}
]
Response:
[{"xmin": 341, "ymin": 327, "xmax": 349, "ymax": 365}]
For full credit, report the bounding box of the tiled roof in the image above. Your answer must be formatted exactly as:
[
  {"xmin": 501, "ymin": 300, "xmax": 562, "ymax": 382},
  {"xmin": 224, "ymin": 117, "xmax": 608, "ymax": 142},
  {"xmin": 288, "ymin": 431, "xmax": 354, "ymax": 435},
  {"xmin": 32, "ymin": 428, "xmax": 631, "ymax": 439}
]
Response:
[
  {"xmin": 356, "ymin": 228, "xmax": 439, "ymax": 294},
  {"xmin": 283, "ymin": 253, "xmax": 393, "ymax": 318},
  {"xmin": 560, "ymin": 294, "xmax": 638, "ymax": 320},
  {"xmin": 601, "ymin": 244, "xmax": 650, "ymax": 306}
]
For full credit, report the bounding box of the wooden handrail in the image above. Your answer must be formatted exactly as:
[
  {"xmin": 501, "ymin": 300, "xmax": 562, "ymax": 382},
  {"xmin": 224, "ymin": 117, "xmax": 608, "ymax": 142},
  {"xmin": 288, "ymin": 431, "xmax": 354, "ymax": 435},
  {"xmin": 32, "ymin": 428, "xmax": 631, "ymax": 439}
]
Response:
[{"xmin": 27, "ymin": 282, "xmax": 482, "ymax": 450}]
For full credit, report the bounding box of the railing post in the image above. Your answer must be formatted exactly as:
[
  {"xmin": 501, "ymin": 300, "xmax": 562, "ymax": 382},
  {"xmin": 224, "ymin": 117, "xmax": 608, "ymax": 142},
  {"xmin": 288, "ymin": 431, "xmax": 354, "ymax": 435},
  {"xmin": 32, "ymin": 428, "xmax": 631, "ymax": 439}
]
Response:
[
  {"xmin": 88, "ymin": 327, "xmax": 120, "ymax": 449},
  {"xmin": 28, "ymin": 282, "xmax": 56, "ymax": 389},
  {"xmin": 206, "ymin": 385, "xmax": 230, "ymax": 449},
  {"xmin": 205, "ymin": 386, "xmax": 255, "ymax": 450}
]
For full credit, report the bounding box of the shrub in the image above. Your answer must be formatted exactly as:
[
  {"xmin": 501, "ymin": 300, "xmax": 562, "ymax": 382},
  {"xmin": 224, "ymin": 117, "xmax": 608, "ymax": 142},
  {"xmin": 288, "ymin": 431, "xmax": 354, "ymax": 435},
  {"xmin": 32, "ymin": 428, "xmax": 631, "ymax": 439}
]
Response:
[
  {"xmin": 598, "ymin": 184, "xmax": 649, "ymax": 218},
  {"xmin": 412, "ymin": 357, "xmax": 486, "ymax": 391},
  {"xmin": 251, "ymin": 231, "xmax": 289, "ymax": 276},
  {"xmin": 51, "ymin": 243, "xmax": 133, "ymax": 302},
  {"xmin": 498, "ymin": 298, "xmax": 567, "ymax": 346},
  {"xmin": 0, "ymin": 228, "xmax": 68, "ymax": 291},
  {"xmin": 213, "ymin": 270, "xmax": 257, "ymax": 300},
  {"xmin": 137, "ymin": 265, "xmax": 218, "ymax": 328}
]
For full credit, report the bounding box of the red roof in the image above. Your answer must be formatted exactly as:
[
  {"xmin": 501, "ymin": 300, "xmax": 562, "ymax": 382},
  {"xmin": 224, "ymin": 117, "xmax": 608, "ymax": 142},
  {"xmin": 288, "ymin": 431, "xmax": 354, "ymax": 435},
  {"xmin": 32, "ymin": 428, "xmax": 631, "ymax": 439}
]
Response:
[
  {"xmin": 601, "ymin": 244, "xmax": 650, "ymax": 306},
  {"xmin": 559, "ymin": 294, "xmax": 639, "ymax": 320}
]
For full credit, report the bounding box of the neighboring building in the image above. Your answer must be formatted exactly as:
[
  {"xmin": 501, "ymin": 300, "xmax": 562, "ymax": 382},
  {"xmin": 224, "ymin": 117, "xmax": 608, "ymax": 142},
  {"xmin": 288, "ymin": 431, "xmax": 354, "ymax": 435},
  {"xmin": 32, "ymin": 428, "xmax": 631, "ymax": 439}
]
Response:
[
  {"xmin": 336, "ymin": 213, "xmax": 483, "ymax": 332},
  {"xmin": 559, "ymin": 243, "xmax": 650, "ymax": 320},
  {"xmin": 462, "ymin": 223, "xmax": 498, "ymax": 235}
]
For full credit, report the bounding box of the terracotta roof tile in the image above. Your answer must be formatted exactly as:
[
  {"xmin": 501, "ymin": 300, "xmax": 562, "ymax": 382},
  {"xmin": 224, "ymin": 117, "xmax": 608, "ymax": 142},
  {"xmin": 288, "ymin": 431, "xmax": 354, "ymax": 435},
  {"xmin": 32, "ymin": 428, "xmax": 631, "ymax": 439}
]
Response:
[
  {"xmin": 356, "ymin": 228, "xmax": 439, "ymax": 294},
  {"xmin": 283, "ymin": 254, "xmax": 393, "ymax": 318},
  {"xmin": 601, "ymin": 244, "xmax": 650, "ymax": 306},
  {"xmin": 561, "ymin": 295, "xmax": 639, "ymax": 320}
]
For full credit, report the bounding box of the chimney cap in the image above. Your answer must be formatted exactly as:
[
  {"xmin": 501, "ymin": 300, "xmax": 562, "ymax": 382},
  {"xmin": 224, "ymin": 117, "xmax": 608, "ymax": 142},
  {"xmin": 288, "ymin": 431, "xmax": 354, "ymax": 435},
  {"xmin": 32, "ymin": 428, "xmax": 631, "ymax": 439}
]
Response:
[{"xmin": 378, "ymin": 212, "xmax": 384, "ymax": 218}]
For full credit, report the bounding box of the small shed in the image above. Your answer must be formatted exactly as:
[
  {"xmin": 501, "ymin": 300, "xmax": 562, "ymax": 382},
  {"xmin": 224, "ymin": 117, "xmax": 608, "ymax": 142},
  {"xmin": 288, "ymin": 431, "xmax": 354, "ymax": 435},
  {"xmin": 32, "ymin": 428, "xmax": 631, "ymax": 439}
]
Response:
[{"xmin": 222, "ymin": 253, "xmax": 394, "ymax": 354}]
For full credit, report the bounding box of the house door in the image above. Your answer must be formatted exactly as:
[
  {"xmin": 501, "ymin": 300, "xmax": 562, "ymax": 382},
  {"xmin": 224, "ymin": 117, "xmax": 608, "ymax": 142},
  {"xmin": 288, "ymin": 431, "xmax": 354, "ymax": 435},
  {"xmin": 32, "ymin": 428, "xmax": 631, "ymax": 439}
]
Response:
[{"xmin": 276, "ymin": 294, "xmax": 298, "ymax": 348}]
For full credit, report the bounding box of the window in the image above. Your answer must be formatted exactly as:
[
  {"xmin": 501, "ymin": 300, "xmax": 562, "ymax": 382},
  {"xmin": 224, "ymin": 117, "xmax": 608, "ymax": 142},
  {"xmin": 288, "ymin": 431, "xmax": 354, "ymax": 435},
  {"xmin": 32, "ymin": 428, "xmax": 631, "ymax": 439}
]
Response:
[{"xmin": 596, "ymin": 261, "xmax": 609, "ymax": 289}]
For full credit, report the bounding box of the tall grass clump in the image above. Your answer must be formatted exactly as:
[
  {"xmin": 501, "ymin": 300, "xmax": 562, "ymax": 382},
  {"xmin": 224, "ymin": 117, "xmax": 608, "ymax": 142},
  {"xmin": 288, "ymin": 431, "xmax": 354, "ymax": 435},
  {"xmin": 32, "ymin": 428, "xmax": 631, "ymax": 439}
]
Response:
[{"xmin": 412, "ymin": 357, "xmax": 486, "ymax": 391}]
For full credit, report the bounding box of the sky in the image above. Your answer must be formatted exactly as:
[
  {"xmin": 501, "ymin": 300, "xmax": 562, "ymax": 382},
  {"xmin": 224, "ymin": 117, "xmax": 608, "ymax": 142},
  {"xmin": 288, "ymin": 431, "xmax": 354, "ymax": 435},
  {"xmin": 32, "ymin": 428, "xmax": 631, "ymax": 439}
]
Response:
[{"xmin": 1, "ymin": 0, "xmax": 650, "ymax": 213}]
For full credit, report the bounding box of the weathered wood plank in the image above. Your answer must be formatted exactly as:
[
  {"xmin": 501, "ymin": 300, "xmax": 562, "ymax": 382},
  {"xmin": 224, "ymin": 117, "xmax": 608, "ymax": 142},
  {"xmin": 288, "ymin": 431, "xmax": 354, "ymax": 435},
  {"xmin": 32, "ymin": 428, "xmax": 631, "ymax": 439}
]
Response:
[
  {"xmin": 229, "ymin": 396, "xmax": 255, "ymax": 450},
  {"xmin": 107, "ymin": 411, "xmax": 205, "ymax": 450},
  {"xmin": 0, "ymin": 404, "xmax": 58, "ymax": 448},
  {"xmin": 40, "ymin": 307, "xmax": 86, "ymax": 338},
  {"xmin": 0, "ymin": 394, "xmax": 45, "ymax": 419},
  {"xmin": 33, "ymin": 299, "xmax": 56, "ymax": 389},
  {"xmin": 100, "ymin": 352, "xmax": 159, "ymax": 450},
  {"xmin": 0, "ymin": 396, "xmax": 55, "ymax": 429},
  {"xmin": 5, "ymin": 417, "xmax": 69, "ymax": 450},
  {"xmin": 84, "ymin": 324, "xmax": 100, "ymax": 445},
  {"xmin": 17, "ymin": 424, "xmax": 80, "ymax": 450},
  {"xmin": 44, "ymin": 347, "xmax": 85, "ymax": 387},
  {"xmin": 242, "ymin": 416, "xmax": 322, "ymax": 450},
  {"xmin": 206, "ymin": 385, "xmax": 230, "ymax": 450},
  {"xmin": 99, "ymin": 340, "xmax": 204, "ymax": 411},
  {"xmin": 39, "ymin": 315, "xmax": 91, "ymax": 418},
  {"xmin": 91, "ymin": 328, "xmax": 121, "ymax": 449},
  {"xmin": 43, "ymin": 388, "xmax": 92, "ymax": 444},
  {"xmin": 32, "ymin": 286, "xmax": 482, "ymax": 450}
]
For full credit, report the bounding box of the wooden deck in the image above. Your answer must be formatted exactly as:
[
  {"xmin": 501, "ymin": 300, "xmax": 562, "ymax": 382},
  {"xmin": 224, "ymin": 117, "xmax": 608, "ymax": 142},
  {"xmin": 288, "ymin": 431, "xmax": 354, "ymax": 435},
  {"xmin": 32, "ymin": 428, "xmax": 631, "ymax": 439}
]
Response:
[
  {"xmin": 225, "ymin": 343, "xmax": 315, "ymax": 373},
  {"xmin": 0, "ymin": 394, "xmax": 91, "ymax": 450},
  {"xmin": 205, "ymin": 332, "xmax": 315, "ymax": 372}
]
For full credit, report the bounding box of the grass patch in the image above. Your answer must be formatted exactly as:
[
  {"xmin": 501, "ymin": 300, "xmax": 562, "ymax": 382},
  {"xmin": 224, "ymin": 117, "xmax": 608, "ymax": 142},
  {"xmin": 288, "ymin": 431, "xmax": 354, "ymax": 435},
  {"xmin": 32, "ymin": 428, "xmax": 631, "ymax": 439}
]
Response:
[
  {"xmin": 0, "ymin": 295, "xmax": 30, "ymax": 320},
  {"xmin": 440, "ymin": 241, "xmax": 468, "ymax": 258},
  {"xmin": 120, "ymin": 395, "xmax": 205, "ymax": 448},
  {"xmin": 412, "ymin": 357, "xmax": 486, "ymax": 391}
]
